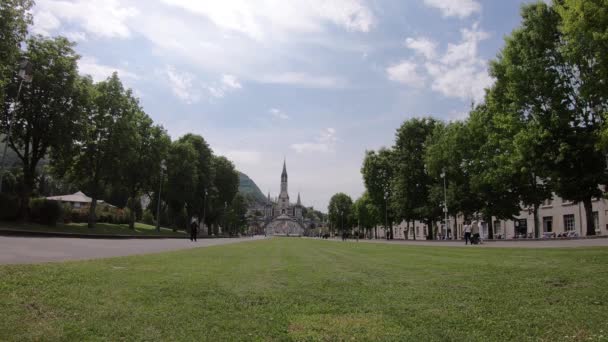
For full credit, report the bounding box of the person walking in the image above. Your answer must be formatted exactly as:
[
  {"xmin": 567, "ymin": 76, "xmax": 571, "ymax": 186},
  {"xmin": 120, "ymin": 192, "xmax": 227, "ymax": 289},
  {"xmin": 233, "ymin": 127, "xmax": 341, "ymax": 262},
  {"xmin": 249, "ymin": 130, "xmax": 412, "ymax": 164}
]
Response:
[
  {"xmin": 464, "ymin": 221, "xmax": 472, "ymax": 245},
  {"xmin": 190, "ymin": 221, "xmax": 198, "ymax": 242}
]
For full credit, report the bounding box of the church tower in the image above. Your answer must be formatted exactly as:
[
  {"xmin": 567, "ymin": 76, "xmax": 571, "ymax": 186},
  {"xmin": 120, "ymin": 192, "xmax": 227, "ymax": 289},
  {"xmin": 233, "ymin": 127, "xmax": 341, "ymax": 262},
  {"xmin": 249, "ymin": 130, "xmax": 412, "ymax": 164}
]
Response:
[
  {"xmin": 279, "ymin": 159, "xmax": 290, "ymax": 214},
  {"xmin": 295, "ymin": 192, "xmax": 303, "ymax": 220}
]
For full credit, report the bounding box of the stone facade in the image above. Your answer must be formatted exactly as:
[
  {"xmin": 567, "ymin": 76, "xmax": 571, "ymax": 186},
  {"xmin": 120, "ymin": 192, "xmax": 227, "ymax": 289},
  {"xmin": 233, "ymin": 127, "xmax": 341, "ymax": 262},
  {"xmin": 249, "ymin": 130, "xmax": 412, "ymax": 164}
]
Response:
[
  {"xmin": 370, "ymin": 194, "xmax": 608, "ymax": 240},
  {"xmin": 263, "ymin": 160, "xmax": 305, "ymax": 235}
]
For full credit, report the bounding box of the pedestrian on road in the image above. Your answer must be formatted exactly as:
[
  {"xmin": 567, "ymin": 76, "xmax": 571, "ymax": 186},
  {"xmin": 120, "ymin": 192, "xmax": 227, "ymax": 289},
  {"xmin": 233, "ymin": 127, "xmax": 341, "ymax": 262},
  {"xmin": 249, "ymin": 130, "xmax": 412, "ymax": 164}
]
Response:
[
  {"xmin": 464, "ymin": 221, "xmax": 472, "ymax": 245},
  {"xmin": 190, "ymin": 221, "xmax": 198, "ymax": 242}
]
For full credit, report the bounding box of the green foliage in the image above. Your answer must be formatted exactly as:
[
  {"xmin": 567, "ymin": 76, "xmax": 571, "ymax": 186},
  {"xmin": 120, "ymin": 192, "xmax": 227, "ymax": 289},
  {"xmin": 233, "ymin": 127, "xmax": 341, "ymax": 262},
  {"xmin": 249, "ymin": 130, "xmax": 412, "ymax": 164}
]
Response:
[
  {"xmin": 238, "ymin": 171, "xmax": 266, "ymax": 206},
  {"xmin": 353, "ymin": 192, "xmax": 380, "ymax": 232},
  {"xmin": 328, "ymin": 193, "xmax": 354, "ymax": 232},
  {"xmin": 142, "ymin": 210, "xmax": 154, "ymax": 226},
  {"xmin": 2, "ymin": 36, "xmax": 81, "ymax": 216},
  {"xmin": 0, "ymin": 0, "xmax": 33, "ymax": 104},
  {"xmin": 29, "ymin": 198, "xmax": 63, "ymax": 226},
  {"xmin": 0, "ymin": 193, "xmax": 20, "ymax": 220}
]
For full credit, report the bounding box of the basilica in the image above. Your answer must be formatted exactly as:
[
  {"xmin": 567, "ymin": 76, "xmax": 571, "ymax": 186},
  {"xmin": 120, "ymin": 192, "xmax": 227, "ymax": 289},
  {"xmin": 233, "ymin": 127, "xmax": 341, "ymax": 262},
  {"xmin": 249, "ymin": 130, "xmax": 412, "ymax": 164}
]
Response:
[{"xmin": 263, "ymin": 160, "xmax": 305, "ymax": 235}]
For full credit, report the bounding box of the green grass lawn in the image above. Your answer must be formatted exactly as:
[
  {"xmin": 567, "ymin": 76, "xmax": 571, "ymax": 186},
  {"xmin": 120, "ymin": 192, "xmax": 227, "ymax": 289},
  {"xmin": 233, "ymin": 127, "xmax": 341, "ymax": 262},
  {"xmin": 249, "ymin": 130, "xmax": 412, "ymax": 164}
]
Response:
[
  {"xmin": 1, "ymin": 239, "xmax": 607, "ymax": 341},
  {"xmin": 0, "ymin": 221, "xmax": 185, "ymax": 237}
]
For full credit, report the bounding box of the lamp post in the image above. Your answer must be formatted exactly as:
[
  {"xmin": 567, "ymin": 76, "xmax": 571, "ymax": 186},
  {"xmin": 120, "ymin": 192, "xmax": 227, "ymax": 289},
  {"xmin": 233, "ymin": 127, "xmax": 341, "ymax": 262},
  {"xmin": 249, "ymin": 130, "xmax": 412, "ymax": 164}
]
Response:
[
  {"xmin": 440, "ymin": 168, "xmax": 448, "ymax": 240},
  {"xmin": 340, "ymin": 209, "xmax": 344, "ymax": 237},
  {"xmin": 0, "ymin": 58, "xmax": 33, "ymax": 193},
  {"xmin": 203, "ymin": 188, "xmax": 208, "ymax": 235},
  {"xmin": 155, "ymin": 159, "xmax": 166, "ymax": 232},
  {"xmin": 384, "ymin": 190, "xmax": 389, "ymax": 240}
]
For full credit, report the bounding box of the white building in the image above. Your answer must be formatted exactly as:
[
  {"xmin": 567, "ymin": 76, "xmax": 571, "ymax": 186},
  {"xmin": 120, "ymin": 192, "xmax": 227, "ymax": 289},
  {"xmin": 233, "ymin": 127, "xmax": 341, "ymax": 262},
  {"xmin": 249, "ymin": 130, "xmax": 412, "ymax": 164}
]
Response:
[{"xmin": 371, "ymin": 194, "xmax": 608, "ymax": 240}]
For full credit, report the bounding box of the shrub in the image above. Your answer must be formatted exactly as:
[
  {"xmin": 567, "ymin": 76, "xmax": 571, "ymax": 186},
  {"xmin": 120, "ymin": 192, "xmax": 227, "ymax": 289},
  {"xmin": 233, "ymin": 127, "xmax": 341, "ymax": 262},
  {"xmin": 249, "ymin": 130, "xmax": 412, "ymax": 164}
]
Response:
[
  {"xmin": 142, "ymin": 210, "xmax": 154, "ymax": 225},
  {"xmin": 70, "ymin": 209, "xmax": 89, "ymax": 223},
  {"xmin": 0, "ymin": 193, "xmax": 20, "ymax": 220},
  {"xmin": 29, "ymin": 198, "xmax": 63, "ymax": 226}
]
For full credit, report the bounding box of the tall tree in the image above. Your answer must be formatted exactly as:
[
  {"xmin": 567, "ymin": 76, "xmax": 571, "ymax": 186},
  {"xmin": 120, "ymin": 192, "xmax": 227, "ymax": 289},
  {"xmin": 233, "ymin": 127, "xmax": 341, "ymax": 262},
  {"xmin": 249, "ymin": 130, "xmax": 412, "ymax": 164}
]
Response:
[
  {"xmin": 208, "ymin": 155, "xmax": 238, "ymax": 235},
  {"xmin": 121, "ymin": 110, "xmax": 171, "ymax": 229},
  {"xmin": 361, "ymin": 148, "xmax": 395, "ymax": 239},
  {"xmin": 165, "ymin": 140, "xmax": 199, "ymax": 230},
  {"xmin": 66, "ymin": 73, "xmax": 139, "ymax": 228},
  {"xmin": 393, "ymin": 118, "xmax": 440, "ymax": 240},
  {"xmin": 425, "ymin": 121, "xmax": 479, "ymax": 239},
  {"xmin": 0, "ymin": 0, "xmax": 33, "ymax": 105},
  {"xmin": 178, "ymin": 134, "xmax": 213, "ymax": 229},
  {"xmin": 2, "ymin": 36, "xmax": 81, "ymax": 215},
  {"xmin": 353, "ymin": 192, "xmax": 380, "ymax": 239},
  {"xmin": 328, "ymin": 192, "xmax": 353, "ymax": 234},
  {"xmin": 490, "ymin": 2, "xmax": 608, "ymax": 236}
]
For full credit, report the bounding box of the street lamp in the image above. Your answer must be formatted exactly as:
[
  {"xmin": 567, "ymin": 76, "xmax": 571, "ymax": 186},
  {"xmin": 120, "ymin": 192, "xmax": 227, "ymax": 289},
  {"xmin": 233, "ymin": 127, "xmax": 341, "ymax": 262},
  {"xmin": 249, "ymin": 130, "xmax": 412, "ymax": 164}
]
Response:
[
  {"xmin": 440, "ymin": 168, "xmax": 449, "ymax": 240},
  {"xmin": 0, "ymin": 58, "xmax": 33, "ymax": 193},
  {"xmin": 384, "ymin": 190, "xmax": 389, "ymax": 240},
  {"xmin": 155, "ymin": 159, "xmax": 166, "ymax": 232},
  {"xmin": 203, "ymin": 188, "xmax": 208, "ymax": 235}
]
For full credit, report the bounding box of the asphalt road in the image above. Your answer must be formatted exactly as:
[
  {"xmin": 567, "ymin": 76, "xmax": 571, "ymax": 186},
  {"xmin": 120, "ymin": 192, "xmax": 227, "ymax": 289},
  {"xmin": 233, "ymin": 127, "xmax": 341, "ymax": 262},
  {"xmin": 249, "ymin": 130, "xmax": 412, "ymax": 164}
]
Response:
[{"xmin": 0, "ymin": 236, "xmax": 265, "ymax": 265}]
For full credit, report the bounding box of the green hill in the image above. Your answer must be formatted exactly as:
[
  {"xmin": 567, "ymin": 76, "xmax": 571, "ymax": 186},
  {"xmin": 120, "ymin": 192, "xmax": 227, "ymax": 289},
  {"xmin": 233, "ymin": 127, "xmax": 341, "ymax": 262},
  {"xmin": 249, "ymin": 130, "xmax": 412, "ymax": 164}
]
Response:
[{"xmin": 238, "ymin": 171, "xmax": 266, "ymax": 206}]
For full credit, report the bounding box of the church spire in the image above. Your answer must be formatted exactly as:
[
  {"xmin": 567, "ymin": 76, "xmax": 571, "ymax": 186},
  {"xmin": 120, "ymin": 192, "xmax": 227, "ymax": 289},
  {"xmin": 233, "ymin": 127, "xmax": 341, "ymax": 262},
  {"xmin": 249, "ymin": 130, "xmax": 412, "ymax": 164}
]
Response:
[
  {"xmin": 297, "ymin": 192, "xmax": 301, "ymax": 206},
  {"xmin": 282, "ymin": 158, "xmax": 287, "ymax": 177}
]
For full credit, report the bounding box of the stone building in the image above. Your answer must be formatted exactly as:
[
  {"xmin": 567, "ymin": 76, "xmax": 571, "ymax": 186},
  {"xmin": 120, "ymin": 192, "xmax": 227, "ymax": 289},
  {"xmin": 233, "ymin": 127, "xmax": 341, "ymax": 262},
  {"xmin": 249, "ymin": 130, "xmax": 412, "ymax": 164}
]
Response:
[
  {"xmin": 371, "ymin": 194, "xmax": 608, "ymax": 240},
  {"xmin": 263, "ymin": 160, "xmax": 305, "ymax": 235}
]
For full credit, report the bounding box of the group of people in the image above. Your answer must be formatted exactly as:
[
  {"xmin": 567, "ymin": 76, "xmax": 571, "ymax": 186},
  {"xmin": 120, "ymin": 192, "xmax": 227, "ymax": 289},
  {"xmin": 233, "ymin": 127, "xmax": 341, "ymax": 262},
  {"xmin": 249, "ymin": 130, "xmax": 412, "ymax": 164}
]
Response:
[{"xmin": 463, "ymin": 220, "xmax": 482, "ymax": 245}]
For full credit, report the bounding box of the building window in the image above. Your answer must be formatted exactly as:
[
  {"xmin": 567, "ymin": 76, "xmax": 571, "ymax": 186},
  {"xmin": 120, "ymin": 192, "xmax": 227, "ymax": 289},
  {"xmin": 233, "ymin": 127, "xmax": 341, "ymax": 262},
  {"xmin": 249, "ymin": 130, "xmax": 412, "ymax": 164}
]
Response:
[
  {"xmin": 416, "ymin": 226, "xmax": 419, "ymax": 235},
  {"xmin": 494, "ymin": 221, "xmax": 501, "ymax": 235},
  {"xmin": 543, "ymin": 216, "xmax": 553, "ymax": 232},
  {"xmin": 593, "ymin": 211, "xmax": 599, "ymax": 231},
  {"xmin": 563, "ymin": 214, "xmax": 575, "ymax": 231},
  {"xmin": 543, "ymin": 198, "xmax": 553, "ymax": 206},
  {"xmin": 515, "ymin": 219, "xmax": 527, "ymax": 236}
]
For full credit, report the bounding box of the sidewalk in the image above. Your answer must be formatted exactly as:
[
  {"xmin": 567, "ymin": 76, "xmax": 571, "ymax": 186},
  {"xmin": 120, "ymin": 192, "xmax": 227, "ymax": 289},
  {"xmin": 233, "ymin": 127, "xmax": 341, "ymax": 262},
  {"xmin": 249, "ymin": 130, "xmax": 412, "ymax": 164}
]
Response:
[{"xmin": 325, "ymin": 237, "xmax": 608, "ymax": 248}]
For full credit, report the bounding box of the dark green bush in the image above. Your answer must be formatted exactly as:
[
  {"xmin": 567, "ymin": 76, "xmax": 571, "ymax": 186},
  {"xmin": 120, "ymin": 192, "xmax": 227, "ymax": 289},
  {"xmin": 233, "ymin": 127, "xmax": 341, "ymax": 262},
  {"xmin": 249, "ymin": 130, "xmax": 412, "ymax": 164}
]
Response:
[
  {"xmin": 142, "ymin": 210, "xmax": 155, "ymax": 225},
  {"xmin": 29, "ymin": 198, "xmax": 63, "ymax": 226},
  {"xmin": 0, "ymin": 193, "xmax": 20, "ymax": 220}
]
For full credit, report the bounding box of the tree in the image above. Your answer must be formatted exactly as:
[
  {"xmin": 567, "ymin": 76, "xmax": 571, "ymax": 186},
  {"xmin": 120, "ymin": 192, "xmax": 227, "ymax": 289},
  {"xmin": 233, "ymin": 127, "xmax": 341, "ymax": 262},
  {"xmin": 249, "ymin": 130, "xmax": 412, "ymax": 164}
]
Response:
[
  {"xmin": 353, "ymin": 192, "xmax": 380, "ymax": 239},
  {"xmin": 207, "ymin": 155, "xmax": 239, "ymax": 235},
  {"xmin": 66, "ymin": 73, "xmax": 139, "ymax": 228},
  {"xmin": 165, "ymin": 140, "xmax": 198, "ymax": 230},
  {"xmin": 490, "ymin": 2, "xmax": 608, "ymax": 236},
  {"xmin": 2, "ymin": 36, "xmax": 81, "ymax": 216},
  {"xmin": 225, "ymin": 193, "xmax": 248, "ymax": 235},
  {"xmin": 178, "ymin": 134, "xmax": 213, "ymax": 229},
  {"xmin": 393, "ymin": 118, "xmax": 440, "ymax": 240},
  {"xmin": 0, "ymin": 0, "xmax": 33, "ymax": 105},
  {"xmin": 424, "ymin": 121, "xmax": 479, "ymax": 239},
  {"xmin": 328, "ymin": 193, "xmax": 353, "ymax": 234},
  {"xmin": 361, "ymin": 148, "xmax": 395, "ymax": 239},
  {"xmin": 121, "ymin": 111, "xmax": 170, "ymax": 229}
]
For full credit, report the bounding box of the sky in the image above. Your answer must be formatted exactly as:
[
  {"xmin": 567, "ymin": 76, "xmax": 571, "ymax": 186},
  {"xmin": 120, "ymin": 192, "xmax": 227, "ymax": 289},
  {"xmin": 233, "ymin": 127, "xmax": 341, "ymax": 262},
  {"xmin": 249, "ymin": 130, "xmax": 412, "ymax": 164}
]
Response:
[{"xmin": 30, "ymin": 0, "xmax": 541, "ymax": 211}]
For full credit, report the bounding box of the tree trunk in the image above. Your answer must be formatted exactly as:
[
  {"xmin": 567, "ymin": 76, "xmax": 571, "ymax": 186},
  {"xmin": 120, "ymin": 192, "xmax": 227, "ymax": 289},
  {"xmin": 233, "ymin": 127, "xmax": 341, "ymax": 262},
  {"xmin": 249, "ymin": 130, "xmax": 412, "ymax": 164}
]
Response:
[
  {"xmin": 426, "ymin": 220, "xmax": 434, "ymax": 240},
  {"xmin": 485, "ymin": 215, "xmax": 494, "ymax": 240},
  {"xmin": 405, "ymin": 221, "xmax": 409, "ymax": 240},
  {"xmin": 413, "ymin": 221, "xmax": 416, "ymax": 240},
  {"xmin": 583, "ymin": 197, "xmax": 595, "ymax": 236},
  {"xmin": 128, "ymin": 195, "xmax": 137, "ymax": 230},
  {"xmin": 374, "ymin": 226, "xmax": 377, "ymax": 239},
  {"xmin": 88, "ymin": 197, "xmax": 97, "ymax": 229},
  {"xmin": 389, "ymin": 221, "xmax": 394, "ymax": 240},
  {"xmin": 533, "ymin": 203, "xmax": 540, "ymax": 239}
]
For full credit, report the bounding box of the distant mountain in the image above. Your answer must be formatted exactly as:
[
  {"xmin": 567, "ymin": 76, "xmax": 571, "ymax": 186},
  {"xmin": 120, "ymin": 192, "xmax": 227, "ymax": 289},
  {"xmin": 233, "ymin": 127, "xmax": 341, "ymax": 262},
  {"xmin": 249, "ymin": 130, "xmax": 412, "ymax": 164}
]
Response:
[{"xmin": 238, "ymin": 171, "xmax": 266, "ymax": 207}]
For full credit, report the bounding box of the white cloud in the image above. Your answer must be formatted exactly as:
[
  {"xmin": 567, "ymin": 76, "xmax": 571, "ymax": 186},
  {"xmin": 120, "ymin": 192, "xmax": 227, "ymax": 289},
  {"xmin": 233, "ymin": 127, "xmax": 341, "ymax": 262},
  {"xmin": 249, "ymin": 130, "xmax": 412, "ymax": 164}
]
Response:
[
  {"xmin": 78, "ymin": 56, "xmax": 138, "ymax": 83},
  {"xmin": 423, "ymin": 0, "xmax": 481, "ymax": 18},
  {"xmin": 221, "ymin": 74, "xmax": 242, "ymax": 89},
  {"xmin": 207, "ymin": 74, "xmax": 243, "ymax": 99},
  {"xmin": 386, "ymin": 60, "xmax": 426, "ymax": 88},
  {"xmin": 165, "ymin": 66, "xmax": 200, "ymax": 104},
  {"xmin": 63, "ymin": 31, "xmax": 87, "ymax": 42},
  {"xmin": 405, "ymin": 37, "xmax": 437, "ymax": 59},
  {"xmin": 217, "ymin": 149, "xmax": 262, "ymax": 165},
  {"xmin": 159, "ymin": 0, "xmax": 374, "ymax": 40},
  {"xmin": 291, "ymin": 128, "xmax": 338, "ymax": 153},
  {"xmin": 397, "ymin": 23, "xmax": 493, "ymax": 102},
  {"xmin": 270, "ymin": 108, "xmax": 289, "ymax": 120},
  {"xmin": 33, "ymin": 0, "xmax": 137, "ymax": 38},
  {"xmin": 260, "ymin": 72, "xmax": 343, "ymax": 88}
]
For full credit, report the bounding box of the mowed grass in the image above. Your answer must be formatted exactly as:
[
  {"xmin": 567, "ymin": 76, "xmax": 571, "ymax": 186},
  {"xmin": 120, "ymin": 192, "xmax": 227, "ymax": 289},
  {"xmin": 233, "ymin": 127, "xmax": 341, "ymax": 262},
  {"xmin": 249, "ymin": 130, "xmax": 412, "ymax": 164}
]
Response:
[
  {"xmin": 1, "ymin": 239, "xmax": 608, "ymax": 341},
  {"xmin": 0, "ymin": 221, "xmax": 185, "ymax": 237}
]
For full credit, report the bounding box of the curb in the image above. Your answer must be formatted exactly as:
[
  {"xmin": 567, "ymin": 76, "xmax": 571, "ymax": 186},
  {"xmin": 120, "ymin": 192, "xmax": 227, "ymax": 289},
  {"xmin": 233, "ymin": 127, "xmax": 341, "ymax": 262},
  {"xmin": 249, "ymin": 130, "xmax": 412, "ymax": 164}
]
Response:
[{"xmin": 0, "ymin": 229, "xmax": 188, "ymax": 239}]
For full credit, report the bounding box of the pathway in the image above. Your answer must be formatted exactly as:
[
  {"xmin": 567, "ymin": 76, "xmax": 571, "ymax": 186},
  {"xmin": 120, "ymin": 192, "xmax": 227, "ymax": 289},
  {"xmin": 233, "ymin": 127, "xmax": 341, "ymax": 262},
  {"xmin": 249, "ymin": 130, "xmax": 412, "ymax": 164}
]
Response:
[
  {"xmin": 338, "ymin": 237, "xmax": 608, "ymax": 248},
  {"xmin": 0, "ymin": 236, "xmax": 266, "ymax": 265}
]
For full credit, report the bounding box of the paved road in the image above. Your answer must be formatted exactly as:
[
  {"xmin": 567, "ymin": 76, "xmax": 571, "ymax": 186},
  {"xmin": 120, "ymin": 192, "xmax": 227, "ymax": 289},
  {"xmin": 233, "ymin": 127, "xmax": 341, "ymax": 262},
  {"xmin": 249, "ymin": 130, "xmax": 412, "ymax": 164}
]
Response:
[
  {"xmin": 0, "ymin": 236, "xmax": 266, "ymax": 265},
  {"xmin": 339, "ymin": 237, "xmax": 608, "ymax": 248}
]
